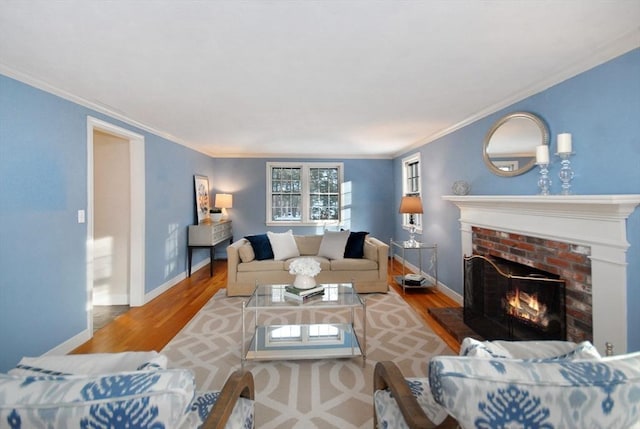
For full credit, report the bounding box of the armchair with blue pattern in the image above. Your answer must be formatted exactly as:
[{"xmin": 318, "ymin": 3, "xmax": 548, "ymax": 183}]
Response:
[
  {"xmin": 0, "ymin": 351, "xmax": 254, "ymax": 429},
  {"xmin": 374, "ymin": 339, "xmax": 640, "ymax": 429}
]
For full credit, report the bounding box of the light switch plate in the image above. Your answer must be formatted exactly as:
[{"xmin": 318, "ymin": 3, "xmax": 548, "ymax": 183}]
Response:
[{"xmin": 77, "ymin": 209, "xmax": 85, "ymax": 224}]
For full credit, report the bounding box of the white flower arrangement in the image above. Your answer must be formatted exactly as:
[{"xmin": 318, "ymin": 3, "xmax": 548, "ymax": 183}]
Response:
[{"xmin": 289, "ymin": 257, "xmax": 321, "ymax": 277}]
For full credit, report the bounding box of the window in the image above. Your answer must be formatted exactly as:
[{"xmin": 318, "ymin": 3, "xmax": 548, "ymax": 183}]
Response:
[
  {"xmin": 402, "ymin": 153, "xmax": 422, "ymax": 230},
  {"xmin": 267, "ymin": 162, "xmax": 343, "ymax": 226}
]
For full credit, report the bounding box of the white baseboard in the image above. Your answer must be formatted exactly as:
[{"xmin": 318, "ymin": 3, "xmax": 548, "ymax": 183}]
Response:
[
  {"xmin": 44, "ymin": 329, "xmax": 92, "ymax": 356},
  {"xmin": 46, "ymin": 260, "xmax": 211, "ymax": 356}
]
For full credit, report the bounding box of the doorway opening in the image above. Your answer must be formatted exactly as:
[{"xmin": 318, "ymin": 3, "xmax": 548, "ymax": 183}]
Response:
[{"xmin": 87, "ymin": 117, "xmax": 145, "ymax": 335}]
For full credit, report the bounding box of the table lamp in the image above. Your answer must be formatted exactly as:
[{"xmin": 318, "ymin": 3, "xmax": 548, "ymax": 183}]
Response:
[{"xmin": 399, "ymin": 196, "xmax": 423, "ymax": 245}]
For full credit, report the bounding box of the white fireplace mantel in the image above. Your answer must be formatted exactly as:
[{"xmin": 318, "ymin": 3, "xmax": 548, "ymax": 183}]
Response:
[{"xmin": 443, "ymin": 194, "xmax": 640, "ymax": 354}]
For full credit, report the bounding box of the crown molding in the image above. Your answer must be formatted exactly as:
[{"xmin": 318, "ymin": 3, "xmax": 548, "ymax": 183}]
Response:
[{"xmin": 395, "ymin": 29, "xmax": 640, "ymax": 158}]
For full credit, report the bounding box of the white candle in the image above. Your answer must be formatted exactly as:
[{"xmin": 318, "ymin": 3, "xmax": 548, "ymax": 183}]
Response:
[
  {"xmin": 557, "ymin": 133, "xmax": 572, "ymax": 153},
  {"xmin": 536, "ymin": 145, "xmax": 549, "ymax": 164}
]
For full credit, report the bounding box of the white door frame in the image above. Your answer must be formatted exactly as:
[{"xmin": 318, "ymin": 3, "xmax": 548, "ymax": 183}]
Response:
[{"xmin": 87, "ymin": 117, "xmax": 145, "ymax": 332}]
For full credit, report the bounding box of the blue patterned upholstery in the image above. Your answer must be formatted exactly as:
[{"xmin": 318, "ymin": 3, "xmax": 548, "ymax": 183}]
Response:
[
  {"xmin": 374, "ymin": 340, "xmax": 640, "ymax": 429},
  {"xmin": 430, "ymin": 351, "xmax": 640, "ymax": 428},
  {"xmin": 1, "ymin": 353, "xmax": 254, "ymax": 429},
  {"xmin": 0, "ymin": 369, "xmax": 195, "ymax": 428}
]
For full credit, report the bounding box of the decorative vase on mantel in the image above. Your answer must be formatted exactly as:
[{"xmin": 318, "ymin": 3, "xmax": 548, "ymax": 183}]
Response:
[{"xmin": 294, "ymin": 274, "xmax": 317, "ymax": 289}]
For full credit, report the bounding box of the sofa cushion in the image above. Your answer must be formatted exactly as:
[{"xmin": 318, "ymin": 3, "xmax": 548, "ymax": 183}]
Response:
[
  {"xmin": 429, "ymin": 351, "xmax": 640, "ymax": 429},
  {"xmin": 237, "ymin": 260, "xmax": 285, "ymax": 272},
  {"xmin": 317, "ymin": 230, "xmax": 350, "ymax": 260},
  {"xmin": 330, "ymin": 258, "xmax": 377, "ymax": 271},
  {"xmin": 0, "ymin": 369, "xmax": 195, "ymax": 428},
  {"xmin": 344, "ymin": 231, "xmax": 369, "ymax": 258},
  {"xmin": 295, "ymin": 235, "xmax": 323, "ymax": 256},
  {"xmin": 245, "ymin": 234, "xmax": 274, "ymax": 260},
  {"xmin": 267, "ymin": 230, "xmax": 300, "ymax": 261},
  {"xmin": 238, "ymin": 242, "xmax": 256, "ymax": 263}
]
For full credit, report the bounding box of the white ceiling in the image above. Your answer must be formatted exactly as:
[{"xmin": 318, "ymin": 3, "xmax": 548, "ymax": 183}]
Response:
[{"xmin": 1, "ymin": 1, "xmax": 638, "ymax": 159}]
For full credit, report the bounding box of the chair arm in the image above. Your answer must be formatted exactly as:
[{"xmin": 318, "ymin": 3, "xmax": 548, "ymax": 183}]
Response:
[
  {"xmin": 374, "ymin": 361, "xmax": 456, "ymax": 429},
  {"xmin": 201, "ymin": 369, "xmax": 255, "ymax": 429}
]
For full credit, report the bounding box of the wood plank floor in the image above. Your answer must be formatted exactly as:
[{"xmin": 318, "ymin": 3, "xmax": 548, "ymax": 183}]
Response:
[{"xmin": 72, "ymin": 259, "xmax": 461, "ymax": 354}]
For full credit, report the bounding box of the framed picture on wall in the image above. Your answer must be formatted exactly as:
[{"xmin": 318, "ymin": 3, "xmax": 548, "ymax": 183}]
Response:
[{"xmin": 194, "ymin": 174, "xmax": 210, "ymax": 224}]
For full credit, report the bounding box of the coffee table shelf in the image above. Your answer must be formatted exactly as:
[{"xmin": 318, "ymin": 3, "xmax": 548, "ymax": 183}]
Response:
[{"xmin": 242, "ymin": 283, "xmax": 366, "ymax": 365}]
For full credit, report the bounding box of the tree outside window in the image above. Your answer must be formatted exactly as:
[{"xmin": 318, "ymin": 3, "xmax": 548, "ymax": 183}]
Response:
[{"xmin": 267, "ymin": 162, "xmax": 343, "ymax": 226}]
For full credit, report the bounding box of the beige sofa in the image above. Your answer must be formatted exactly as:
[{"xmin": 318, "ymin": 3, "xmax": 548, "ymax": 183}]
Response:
[{"xmin": 226, "ymin": 234, "xmax": 389, "ymax": 296}]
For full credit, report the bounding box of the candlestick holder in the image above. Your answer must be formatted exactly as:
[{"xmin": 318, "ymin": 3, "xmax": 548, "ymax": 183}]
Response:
[
  {"xmin": 536, "ymin": 162, "xmax": 551, "ymax": 195},
  {"xmin": 557, "ymin": 152, "xmax": 574, "ymax": 195}
]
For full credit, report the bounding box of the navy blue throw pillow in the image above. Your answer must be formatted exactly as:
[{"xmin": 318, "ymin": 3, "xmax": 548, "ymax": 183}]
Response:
[
  {"xmin": 344, "ymin": 231, "xmax": 369, "ymax": 258},
  {"xmin": 245, "ymin": 234, "xmax": 274, "ymax": 260}
]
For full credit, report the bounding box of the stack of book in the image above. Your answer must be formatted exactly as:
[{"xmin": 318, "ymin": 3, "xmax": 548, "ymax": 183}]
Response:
[
  {"xmin": 402, "ymin": 273, "xmax": 427, "ymax": 286},
  {"xmin": 283, "ymin": 285, "xmax": 325, "ymax": 301}
]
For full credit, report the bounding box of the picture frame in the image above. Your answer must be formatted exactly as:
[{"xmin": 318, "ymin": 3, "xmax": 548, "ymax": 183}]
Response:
[{"xmin": 194, "ymin": 174, "xmax": 211, "ymax": 224}]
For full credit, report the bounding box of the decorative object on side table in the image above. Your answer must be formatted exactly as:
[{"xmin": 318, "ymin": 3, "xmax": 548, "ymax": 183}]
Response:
[
  {"xmin": 209, "ymin": 207, "xmax": 223, "ymax": 222},
  {"xmin": 535, "ymin": 144, "xmax": 551, "ymax": 195},
  {"xmin": 452, "ymin": 180, "xmax": 470, "ymax": 196},
  {"xmin": 214, "ymin": 193, "xmax": 233, "ymax": 220},
  {"xmin": 193, "ymin": 175, "xmax": 211, "ymax": 224},
  {"xmin": 289, "ymin": 257, "xmax": 321, "ymax": 289},
  {"xmin": 399, "ymin": 196, "xmax": 423, "ymax": 246},
  {"xmin": 556, "ymin": 132, "xmax": 574, "ymax": 195}
]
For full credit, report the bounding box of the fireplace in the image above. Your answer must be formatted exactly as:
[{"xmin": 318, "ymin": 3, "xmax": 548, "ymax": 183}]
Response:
[
  {"xmin": 464, "ymin": 255, "xmax": 566, "ymax": 341},
  {"xmin": 443, "ymin": 194, "xmax": 640, "ymax": 354}
]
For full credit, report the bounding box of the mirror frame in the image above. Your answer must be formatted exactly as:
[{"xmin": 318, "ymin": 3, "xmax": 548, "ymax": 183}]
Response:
[{"xmin": 482, "ymin": 111, "xmax": 549, "ymax": 177}]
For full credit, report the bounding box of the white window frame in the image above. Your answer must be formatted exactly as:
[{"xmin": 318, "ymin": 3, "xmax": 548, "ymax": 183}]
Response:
[
  {"xmin": 401, "ymin": 153, "xmax": 422, "ymax": 232},
  {"xmin": 266, "ymin": 162, "xmax": 343, "ymax": 226}
]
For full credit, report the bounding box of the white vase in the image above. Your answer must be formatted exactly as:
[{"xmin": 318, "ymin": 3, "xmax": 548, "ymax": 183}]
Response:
[{"xmin": 294, "ymin": 274, "xmax": 316, "ymax": 289}]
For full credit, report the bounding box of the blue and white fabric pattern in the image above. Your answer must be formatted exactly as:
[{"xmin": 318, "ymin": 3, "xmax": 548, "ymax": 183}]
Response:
[
  {"xmin": 8, "ymin": 351, "xmax": 168, "ymax": 376},
  {"xmin": 460, "ymin": 338, "xmax": 603, "ymax": 361},
  {"xmin": 429, "ymin": 351, "xmax": 640, "ymax": 429},
  {"xmin": 181, "ymin": 391, "xmax": 254, "ymax": 429},
  {"xmin": 0, "ymin": 368, "xmax": 195, "ymax": 429},
  {"xmin": 374, "ymin": 376, "xmax": 448, "ymax": 429}
]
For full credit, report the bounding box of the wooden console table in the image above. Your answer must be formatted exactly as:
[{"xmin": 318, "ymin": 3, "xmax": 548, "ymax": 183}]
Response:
[{"xmin": 187, "ymin": 220, "xmax": 233, "ymax": 277}]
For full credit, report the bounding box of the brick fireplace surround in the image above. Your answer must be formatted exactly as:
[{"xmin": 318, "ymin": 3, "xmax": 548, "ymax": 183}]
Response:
[
  {"xmin": 472, "ymin": 227, "xmax": 591, "ymax": 343},
  {"xmin": 444, "ymin": 195, "xmax": 640, "ymax": 354}
]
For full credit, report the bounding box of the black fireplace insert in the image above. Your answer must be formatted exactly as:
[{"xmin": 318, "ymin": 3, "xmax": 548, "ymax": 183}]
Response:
[{"xmin": 463, "ymin": 254, "xmax": 566, "ymax": 341}]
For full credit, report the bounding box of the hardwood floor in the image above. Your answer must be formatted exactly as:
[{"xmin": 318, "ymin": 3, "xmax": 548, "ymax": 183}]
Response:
[{"xmin": 72, "ymin": 258, "xmax": 461, "ymax": 355}]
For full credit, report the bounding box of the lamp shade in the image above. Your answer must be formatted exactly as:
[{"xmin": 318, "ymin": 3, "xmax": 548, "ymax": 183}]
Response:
[
  {"xmin": 214, "ymin": 193, "xmax": 233, "ymax": 209},
  {"xmin": 399, "ymin": 196, "xmax": 423, "ymax": 214}
]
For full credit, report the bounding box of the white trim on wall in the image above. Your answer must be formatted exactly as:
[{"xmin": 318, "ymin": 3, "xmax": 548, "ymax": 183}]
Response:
[{"xmin": 87, "ymin": 117, "xmax": 146, "ymax": 340}]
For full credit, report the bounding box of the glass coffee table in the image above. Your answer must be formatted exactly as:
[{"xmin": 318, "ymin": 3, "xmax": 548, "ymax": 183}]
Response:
[{"xmin": 241, "ymin": 283, "xmax": 366, "ymax": 366}]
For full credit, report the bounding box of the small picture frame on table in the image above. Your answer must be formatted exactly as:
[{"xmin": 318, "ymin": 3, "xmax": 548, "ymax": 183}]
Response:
[{"xmin": 194, "ymin": 174, "xmax": 211, "ymax": 224}]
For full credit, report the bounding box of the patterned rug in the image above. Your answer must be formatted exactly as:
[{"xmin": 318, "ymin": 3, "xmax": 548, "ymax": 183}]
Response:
[{"xmin": 162, "ymin": 288, "xmax": 453, "ymax": 428}]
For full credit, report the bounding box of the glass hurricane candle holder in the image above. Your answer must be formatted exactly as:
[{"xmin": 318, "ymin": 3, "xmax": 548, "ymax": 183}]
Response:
[
  {"xmin": 537, "ymin": 163, "xmax": 551, "ymax": 195},
  {"xmin": 557, "ymin": 152, "xmax": 574, "ymax": 195}
]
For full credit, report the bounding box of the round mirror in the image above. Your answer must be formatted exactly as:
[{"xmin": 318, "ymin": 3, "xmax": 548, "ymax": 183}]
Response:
[{"xmin": 483, "ymin": 112, "xmax": 549, "ymax": 177}]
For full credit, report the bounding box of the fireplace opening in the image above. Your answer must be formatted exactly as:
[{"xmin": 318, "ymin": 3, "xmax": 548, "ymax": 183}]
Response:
[{"xmin": 464, "ymin": 255, "xmax": 566, "ymax": 341}]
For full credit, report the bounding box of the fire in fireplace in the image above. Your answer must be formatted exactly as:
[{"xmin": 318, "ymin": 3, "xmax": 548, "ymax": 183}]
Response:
[
  {"xmin": 504, "ymin": 288, "xmax": 549, "ymax": 328},
  {"xmin": 464, "ymin": 255, "xmax": 566, "ymax": 341}
]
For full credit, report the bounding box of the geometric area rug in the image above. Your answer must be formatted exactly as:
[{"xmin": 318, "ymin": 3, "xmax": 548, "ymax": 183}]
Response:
[{"xmin": 162, "ymin": 287, "xmax": 453, "ymax": 428}]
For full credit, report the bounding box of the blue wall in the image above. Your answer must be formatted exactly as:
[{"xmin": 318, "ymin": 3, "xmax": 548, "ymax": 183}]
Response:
[
  {"xmin": 0, "ymin": 74, "xmax": 218, "ymax": 371},
  {"xmin": 0, "ymin": 75, "xmax": 395, "ymax": 372},
  {"xmin": 393, "ymin": 48, "xmax": 640, "ymax": 351},
  {"xmin": 209, "ymin": 158, "xmax": 394, "ymax": 241},
  {"xmin": 1, "ymin": 48, "xmax": 638, "ymax": 372}
]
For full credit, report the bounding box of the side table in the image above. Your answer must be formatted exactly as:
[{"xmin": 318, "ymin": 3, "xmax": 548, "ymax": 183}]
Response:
[
  {"xmin": 389, "ymin": 239, "xmax": 438, "ymax": 294},
  {"xmin": 188, "ymin": 220, "xmax": 233, "ymax": 277}
]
